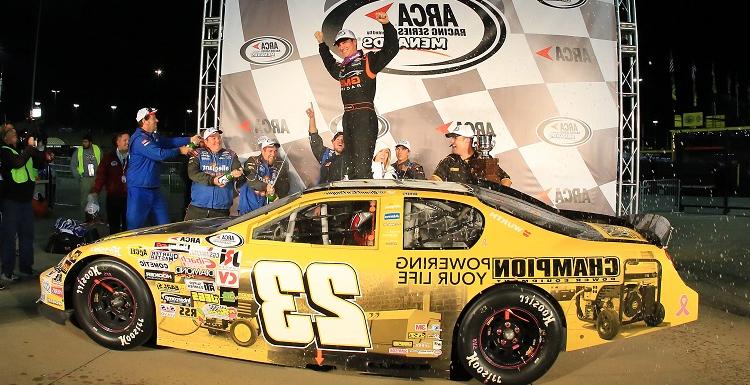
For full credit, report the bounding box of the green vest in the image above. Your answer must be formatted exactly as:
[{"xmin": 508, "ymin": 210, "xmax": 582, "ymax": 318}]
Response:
[
  {"xmin": 75, "ymin": 144, "xmax": 101, "ymax": 176},
  {"xmin": 2, "ymin": 146, "xmax": 37, "ymax": 183}
]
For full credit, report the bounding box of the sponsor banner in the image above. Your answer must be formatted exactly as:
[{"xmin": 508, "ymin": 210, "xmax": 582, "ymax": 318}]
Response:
[
  {"xmin": 216, "ymin": 270, "xmax": 240, "ymax": 288},
  {"xmin": 220, "ymin": 0, "xmax": 618, "ymax": 214},
  {"xmin": 192, "ymin": 292, "xmax": 220, "ymax": 304},
  {"xmin": 180, "ymin": 256, "xmax": 218, "ymax": 269},
  {"xmin": 145, "ymin": 270, "xmax": 175, "ymax": 282},
  {"xmin": 161, "ymin": 293, "xmax": 193, "ymax": 307},
  {"xmin": 220, "ymin": 287, "xmax": 239, "ymax": 307},
  {"xmin": 493, "ymin": 256, "xmax": 620, "ymax": 283},
  {"xmin": 175, "ymin": 266, "xmax": 215, "ymax": 280},
  {"xmin": 150, "ymin": 250, "xmax": 179, "ymax": 262},
  {"xmin": 185, "ymin": 279, "xmax": 216, "ymax": 294},
  {"xmin": 202, "ymin": 304, "xmax": 238, "ymax": 320},
  {"xmin": 138, "ymin": 259, "xmax": 170, "ymax": 271}
]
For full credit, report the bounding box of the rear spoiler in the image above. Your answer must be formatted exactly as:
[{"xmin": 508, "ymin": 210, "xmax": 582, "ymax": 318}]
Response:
[{"xmin": 625, "ymin": 213, "xmax": 673, "ymax": 248}]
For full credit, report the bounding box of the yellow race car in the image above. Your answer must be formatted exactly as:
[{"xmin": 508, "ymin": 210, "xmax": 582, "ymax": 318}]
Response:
[{"xmin": 38, "ymin": 180, "xmax": 698, "ymax": 385}]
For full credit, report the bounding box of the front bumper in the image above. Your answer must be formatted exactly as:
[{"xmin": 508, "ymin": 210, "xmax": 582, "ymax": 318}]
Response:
[{"xmin": 37, "ymin": 300, "xmax": 71, "ymax": 325}]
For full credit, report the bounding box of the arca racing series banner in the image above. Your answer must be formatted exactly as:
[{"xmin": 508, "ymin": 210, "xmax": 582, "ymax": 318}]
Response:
[{"xmin": 219, "ymin": 0, "xmax": 619, "ymax": 214}]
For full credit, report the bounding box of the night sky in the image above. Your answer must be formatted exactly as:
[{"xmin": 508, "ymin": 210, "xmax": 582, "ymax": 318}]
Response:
[{"xmin": 0, "ymin": 0, "xmax": 746, "ymax": 147}]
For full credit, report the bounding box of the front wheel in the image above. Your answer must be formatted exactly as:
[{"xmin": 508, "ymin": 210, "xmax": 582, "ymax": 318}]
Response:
[
  {"xmin": 455, "ymin": 284, "xmax": 564, "ymax": 385},
  {"xmin": 644, "ymin": 303, "xmax": 666, "ymax": 326},
  {"xmin": 596, "ymin": 308, "xmax": 620, "ymax": 340},
  {"xmin": 72, "ymin": 258, "xmax": 155, "ymax": 350}
]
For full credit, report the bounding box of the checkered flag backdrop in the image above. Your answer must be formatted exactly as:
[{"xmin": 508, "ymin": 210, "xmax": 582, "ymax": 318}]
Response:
[{"xmin": 220, "ymin": 0, "xmax": 618, "ymax": 214}]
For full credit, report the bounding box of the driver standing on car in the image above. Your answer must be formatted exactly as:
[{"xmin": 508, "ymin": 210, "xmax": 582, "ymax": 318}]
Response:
[{"xmin": 431, "ymin": 124, "xmax": 511, "ymax": 186}]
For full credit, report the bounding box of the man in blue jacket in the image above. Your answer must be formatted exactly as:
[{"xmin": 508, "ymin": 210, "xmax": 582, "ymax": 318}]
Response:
[
  {"xmin": 126, "ymin": 108, "xmax": 201, "ymax": 229},
  {"xmin": 185, "ymin": 127, "xmax": 242, "ymax": 220},
  {"xmin": 238, "ymin": 136, "xmax": 289, "ymax": 215}
]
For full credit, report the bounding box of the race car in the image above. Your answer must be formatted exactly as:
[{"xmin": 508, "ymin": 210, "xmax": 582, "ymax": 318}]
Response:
[{"xmin": 38, "ymin": 180, "xmax": 698, "ymax": 385}]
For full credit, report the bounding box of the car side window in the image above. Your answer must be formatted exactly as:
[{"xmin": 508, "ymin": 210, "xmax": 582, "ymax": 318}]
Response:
[
  {"xmin": 253, "ymin": 200, "xmax": 377, "ymax": 246},
  {"xmin": 403, "ymin": 198, "xmax": 484, "ymax": 250}
]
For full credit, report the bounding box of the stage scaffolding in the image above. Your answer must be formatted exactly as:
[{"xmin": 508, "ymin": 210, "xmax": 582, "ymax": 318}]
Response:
[{"xmin": 197, "ymin": 0, "xmax": 641, "ymax": 214}]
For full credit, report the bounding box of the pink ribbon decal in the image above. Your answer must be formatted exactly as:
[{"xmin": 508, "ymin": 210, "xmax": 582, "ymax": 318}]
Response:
[{"xmin": 675, "ymin": 294, "xmax": 690, "ymax": 316}]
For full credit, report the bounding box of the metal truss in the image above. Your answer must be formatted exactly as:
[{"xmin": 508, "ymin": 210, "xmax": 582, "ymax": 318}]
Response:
[
  {"xmin": 197, "ymin": 0, "xmax": 226, "ymax": 133},
  {"xmin": 616, "ymin": 0, "xmax": 641, "ymax": 215}
]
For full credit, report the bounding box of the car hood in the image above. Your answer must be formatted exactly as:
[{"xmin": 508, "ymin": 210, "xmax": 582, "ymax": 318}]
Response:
[{"xmin": 97, "ymin": 218, "xmax": 233, "ymax": 243}]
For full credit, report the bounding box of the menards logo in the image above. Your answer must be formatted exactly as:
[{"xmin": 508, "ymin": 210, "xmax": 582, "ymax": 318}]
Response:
[{"xmin": 493, "ymin": 257, "xmax": 620, "ymax": 283}]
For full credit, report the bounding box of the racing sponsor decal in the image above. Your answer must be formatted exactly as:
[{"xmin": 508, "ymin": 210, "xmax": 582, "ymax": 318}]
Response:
[
  {"xmin": 76, "ymin": 265, "xmax": 103, "ymax": 294},
  {"xmin": 537, "ymin": 0, "xmax": 588, "ymax": 9},
  {"xmin": 218, "ymin": 249, "xmax": 241, "ymax": 269},
  {"xmin": 536, "ymin": 117, "xmax": 592, "ymax": 147},
  {"xmin": 240, "ymin": 36, "xmax": 294, "ymax": 66},
  {"xmin": 465, "ymin": 351, "xmax": 501, "ymax": 384},
  {"xmin": 220, "ymin": 288, "xmax": 239, "ymax": 307},
  {"xmin": 185, "ymin": 279, "xmax": 216, "ymax": 293},
  {"xmin": 161, "ymin": 293, "xmax": 193, "ymax": 307},
  {"xmin": 388, "ymin": 347, "xmax": 408, "ymax": 354},
  {"xmin": 89, "ymin": 245, "xmax": 121, "ymax": 257},
  {"xmin": 488, "ymin": 212, "xmax": 531, "ymax": 237},
  {"xmin": 160, "ymin": 304, "xmax": 177, "ymax": 318},
  {"xmin": 168, "ymin": 236, "xmax": 201, "ymax": 244},
  {"xmin": 144, "ymin": 270, "xmax": 175, "ymax": 282},
  {"xmin": 153, "ymin": 242, "xmax": 190, "ymax": 253},
  {"xmin": 192, "ymin": 292, "xmax": 220, "ymax": 304},
  {"xmin": 323, "ymin": 190, "xmax": 385, "ymax": 196},
  {"xmin": 323, "ymin": 0, "xmax": 507, "ymax": 76},
  {"xmin": 519, "ymin": 294, "xmax": 557, "ymax": 326},
  {"xmin": 50, "ymin": 284, "xmax": 63, "ymax": 297},
  {"xmin": 150, "ymin": 250, "xmax": 179, "ymax": 262},
  {"xmin": 392, "ymin": 340, "xmax": 413, "ymax": 347},
  {"xmin": 188, "ymin": 245, "xmax": 223, "ymax": 259},
  {"xmin": 395, "ymin": 256, "xmax": 491, "ymax": 285},
  {"xmin": 175, "ymin": 266, "xmax": 214, "ymax": 280},
  {"xmin": 202, "ymin": 303, "xmax": 238, "ymax": 320},
  {"xmin": 415, "ymin": 323, "xmax": 428, "ymax": 331},
  {"xmin": 216, "ymin": 270, "xmax": 239, "ymax": 288},
  {"xmin": 493, "ymin": 257, "xmax": 621, "ymax": 283},
  {"xmin": 384, "ymin": 212, "xmax": 400, "ymax": 220},
  {"xmin": 180, "ymin": 256, "xmax": 217, "ymax": 269},
  {"xmin": 207, "ymin": 232, "xmax": 244, "ymax": 248},
  {"xmin": 178, "ymin": 306, "xmax": 199, "ymax": 318},
  {"xmin": 130, "ymin": 246, "xmax": 148, "ymax": 257},
  {"xmin": 155, "ymin": 282, "xmax": 181, "ymax": 293},
  {"xmin": 244, "ymin": 117, "xmax": 292, "ymax": 134},
  {"xmin": 535, "ymin": 45, "xmax": 593, "ymax": 63},
  {"xmin": 138, "ymin": 259, "xmax": 170, "ymax": 271},
  {"xmin": 408, "ymin": 332, "xmax": 425, "ymax": 339},
  {"xmin": 118, "ymin": 318, "xmax": 145, "ymax": 347}
]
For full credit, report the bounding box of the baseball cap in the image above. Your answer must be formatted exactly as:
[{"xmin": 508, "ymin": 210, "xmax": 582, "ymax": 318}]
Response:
[
  {"xmin": 202, "ymin": 127, "xmax": 223, "ymax": 139},
  {"xmin": 395, "ymin": 139, "xmax": 411, "ymax": 150},
  {"xmin": 445, "ymin": 123, "xmax": 474, "ymax": 138},
  {"xmin": 332, "ymin": 126, "xmax": 344, "ymax": 141},
  {"xmin": 135, "ymin": 107, "xmax": 157, "ymax": 122},
  {"xmin": 335, "ymin": 29, "xmax": 357, "ymax": 45},
  {"xmin": 258, "ymin": 136, "xmax": 280, "ymax": 149}
]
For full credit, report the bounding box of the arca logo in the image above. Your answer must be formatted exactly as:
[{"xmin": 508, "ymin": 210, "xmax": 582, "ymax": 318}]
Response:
[
  {"xmin": 240, "ymin": 36, "xmax": 294, "ymax": 66},
  {"xmin": 536, "ymin": 46, "xmax": 593, "ymax": 63}
]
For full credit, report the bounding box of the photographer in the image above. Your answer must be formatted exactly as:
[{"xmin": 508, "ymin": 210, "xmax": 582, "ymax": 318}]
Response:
[{"xmin": 0, "ymin": 125, "xmax": 51, "ymax": 284}]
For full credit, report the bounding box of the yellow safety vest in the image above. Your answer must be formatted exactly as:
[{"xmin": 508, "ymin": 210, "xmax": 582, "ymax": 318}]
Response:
[
  {"xmin": 75, "ymin": 144, "xmax": 101, "ymax": 176},
  {"xmin": 1, "ymin": 146, "xmax": 37, "ymax": 183}
]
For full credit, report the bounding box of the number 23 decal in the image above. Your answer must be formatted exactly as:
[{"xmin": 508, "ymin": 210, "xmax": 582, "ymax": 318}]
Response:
[{"xmin": 251, "ymin": 260, "xmax": 371, "ymax": 351}]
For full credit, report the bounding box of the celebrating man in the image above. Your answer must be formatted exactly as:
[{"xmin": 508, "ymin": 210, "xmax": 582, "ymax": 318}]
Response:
[
  {"xmin": 315, "ymin": 10, "xmax": 399, "ymax": 179},
  {"xmin": 432, "ymin": 124, "xmax": 512, "ymax": 187},
  {"xmin": 238, "ymin": 136, "xmax": 289, "ymax": 215}
]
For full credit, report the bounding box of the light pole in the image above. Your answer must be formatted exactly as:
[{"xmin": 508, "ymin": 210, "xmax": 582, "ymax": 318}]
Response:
[
  {"xmin": 185, "ymin": 109, "xmax": 193, "ymax": 132},
  {"xmin": 50, "ymin": 89, "xmax": 60, "ymax": 125},
  {"xmin": 72, "ymin": 103, "xmax": 80, "ymax": 129},
  {"xmin": 110, "ymin": 105, "xmax": 117, "ymax": 132},
  {"xmin": 154, "ymin": 68, "xmax": 163, "ymax": 104}
]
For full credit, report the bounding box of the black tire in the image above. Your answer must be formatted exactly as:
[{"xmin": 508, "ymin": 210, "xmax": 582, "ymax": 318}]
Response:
[
  {"xmin": 644, "ymin": 303, "xmax": 666, "ymax": 327},
  {"xmin": 72, "ymin": 258, "xmax": 154, "ymax": 350},
  {"xmin": 230, "ymin": 318, "xmax": 258, "ymax": 347},
  {"xmin": 456, "ymin": 284, "xmax": 564, "ymax": 385},
  {"xmin": 596, "ymin": 308, "xmax": 620, "ymax": 340}
]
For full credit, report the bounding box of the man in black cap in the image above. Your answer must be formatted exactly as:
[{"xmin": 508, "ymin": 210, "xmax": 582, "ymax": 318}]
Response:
[
  {"xmin": 314, "ymin": 10, "xmax": 399, "ymax": 179},
  {"xmin": 307, "ymin": 105, "xmax": 345, "ymax": 184}
]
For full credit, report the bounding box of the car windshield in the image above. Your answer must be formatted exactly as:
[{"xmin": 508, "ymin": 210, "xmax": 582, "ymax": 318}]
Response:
[
  {"xmin": 475, "ymin": 186, "xmax": 602, "ymax": 240},
  {"xmin": 217, "ymin": 192, "xmax": 303, "ymax": 229}
]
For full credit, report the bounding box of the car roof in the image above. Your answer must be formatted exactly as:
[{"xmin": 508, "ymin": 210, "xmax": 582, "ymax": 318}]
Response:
[{"xmin": 306, "ymin": 179, "xmax": 474, "ymax": 195}]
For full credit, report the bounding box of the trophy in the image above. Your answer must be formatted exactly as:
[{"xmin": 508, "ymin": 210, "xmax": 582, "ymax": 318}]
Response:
[{"xmin": 468, "ymin": 132, "xmax": 508, "ymax": 185}]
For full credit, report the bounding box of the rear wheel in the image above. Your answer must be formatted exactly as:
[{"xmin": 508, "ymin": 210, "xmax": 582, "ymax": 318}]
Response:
[
  {"xmin": 456, "ymin": 284, "xmax": 564, "ymax": 385},
  {"xmin": 644, "ymin": 303, "xmax": 666, "ymax": 326},
  {"xmin": 72, "ymin": 258, "xmax": 154, "ymax": 350},
  {"xmin": 230, "ymin": 318, "xmax": 258, "ymax": 347}
]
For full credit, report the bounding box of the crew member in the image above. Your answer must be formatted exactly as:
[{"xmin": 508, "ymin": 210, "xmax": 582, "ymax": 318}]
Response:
[
  {"xmin": 391, "ymin": 139, "xmax": 425, "ymax": 180},
  {"xmin": 91, "ymin": 131, "xmax": 129, "ymax": 234},
  {"xmin": 432, "ymin": 124, "xmax": 512, "ymax": 186},
  {"xmin": 0, "ymin": 125, "xmax": 50, "ymax": 284},
  {"xmin": 238, "ymin": 136, "xmax": 289, "ymax": 215},
  {"xmin": 307, "ymin": 105, "xmax": 345, "ymax": 183},
  {"xmin": 315, "ymin": 11, "xmax": 399, "ymax": 179},
  {"xmin": 126, "ymin": 108, "xmax": 200, "ymax": 229},
  {"xmin": 185, "ymin": 128, "xmax": 242, "ymax": 220},
  {"xmin": 70, "ymin": 134, "xmax": 101, "ymax": 217}
]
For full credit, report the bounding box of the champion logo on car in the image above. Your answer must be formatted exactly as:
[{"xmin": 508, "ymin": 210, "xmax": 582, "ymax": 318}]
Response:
[
  {"xmin": 207, "ymin": 232, "xmax": 244, "ymax": 248},
  {"xmin": 76, "ymin": 265, "xmax": 102, "ymax": 294},
  {"xmin": 465, "ymin": 351, "xmax": 502, "ymax": 384},
  {"xmin": 118, "ymin": 318, "xmax": 145, "ymax": 346},
  {"xmin": 493, "ymin": 257, "xmax": 620, "ymax": 283}
]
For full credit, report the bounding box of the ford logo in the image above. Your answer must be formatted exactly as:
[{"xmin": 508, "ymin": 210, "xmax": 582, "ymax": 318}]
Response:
[
  {"xmin": 240, "ymin": 36, "xmax": 294, "ymax": 66},
  {"xmin": 536, "ymin": 0, "xmax": 589, "ymax": 9},
  {"xmin": 536, "ymin": 117, "xmax": 592, "ymax": 147}
]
